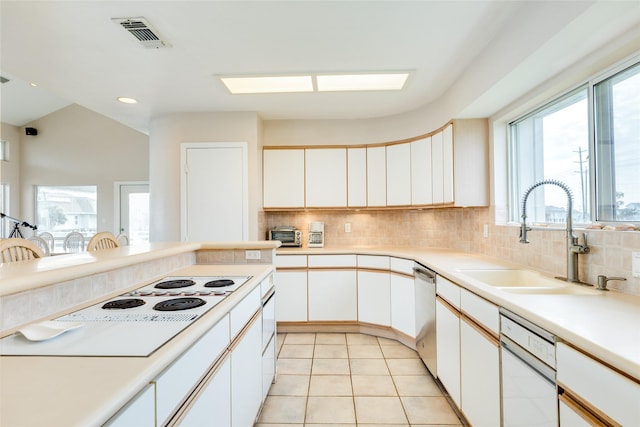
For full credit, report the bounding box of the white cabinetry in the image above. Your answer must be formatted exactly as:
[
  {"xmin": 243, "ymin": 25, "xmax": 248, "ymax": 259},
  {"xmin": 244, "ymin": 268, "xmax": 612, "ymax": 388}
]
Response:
[
  {"xmin": 459, "ymin": 289, "xmax": 500, "ymax": 427},
  {"xmin": 442, "ymin": 124, "xmax": 454, "ymax": 204},
  {"xmin": 305, "ymin": 148, "xmax": 347, "ymax": 207},
  {"xmin": 431, "ymin": 131, "xmax": 444, "ymax": 204},
  {"xmin": 435, "ymin": 276, "xmax": 461, "ymax": 407},
  {"xmin": 230, "ymin": 287, "xmax": 263, "ymax": 427},
  {"xmin": 106, "ymin": 384, "xmax": 155, "ymax": 427},
  {"xmin": 348, "ymin": 147, "xmax": 367, "ymax": 207},
  {"xmin": 410, "ymin": 137, "xmax": 432, "ymax": 205},
  {"xmin": 178, "ymin": 356, "xmax": 231, "ymax": 427},
  {"xmin": 274, "ymin": 255, "xmax": 307, "ymax": 321},
  {"xmin": 386, "ymin": 143, "xmax": 412, "ymax": 206},
  {"xmin": 263, "ymin": 149, "xmax": 305, "ymax": 208},
  {"xmin": 557, "ymin": 342, "xmax": 640, "ymax": 426},
  {"xmin": 357, "ymin": 255, "xmax": 391, "ymax": 326},
  {"xmin": 367, "ymin": 146, "xmax": 387, "ymax": 207},
  {"xmin": 308, "ymin": 255, "xmax": 357, "ymax": 321},
  {"xmin": 389, "ymin": 258, "xmax": 416, "ymax": 338}
]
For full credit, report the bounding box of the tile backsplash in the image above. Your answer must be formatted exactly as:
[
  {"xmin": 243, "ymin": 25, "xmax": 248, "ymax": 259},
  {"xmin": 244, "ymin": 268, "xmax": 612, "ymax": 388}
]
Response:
[{"xmin": 264, "ymin": 208, "xmax": 640, "ymax": 295}]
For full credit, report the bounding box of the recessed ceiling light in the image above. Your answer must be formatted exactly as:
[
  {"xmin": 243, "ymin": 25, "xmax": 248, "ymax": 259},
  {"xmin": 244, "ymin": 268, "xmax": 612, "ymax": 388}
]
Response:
[
  {"xmin": 117, "ymin": 96, "xmax": 138, "ymax": 104},
  {"xmin": 220, "ymin": 75, "xmax": 313, "ymax": 94},
  {"xmin": 29, "ymin": 82, "xmax": 38, "ymax": 87},
  {"xmin": 316, "ymin": 73, "xmax": 409, "ymax": 92}
]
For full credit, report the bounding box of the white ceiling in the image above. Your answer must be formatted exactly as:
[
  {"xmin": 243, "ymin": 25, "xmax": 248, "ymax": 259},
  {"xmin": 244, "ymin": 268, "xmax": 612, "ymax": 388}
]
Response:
[{"xmin": 1, "ymin": 1, "xmax": 639, "ymax": 135}]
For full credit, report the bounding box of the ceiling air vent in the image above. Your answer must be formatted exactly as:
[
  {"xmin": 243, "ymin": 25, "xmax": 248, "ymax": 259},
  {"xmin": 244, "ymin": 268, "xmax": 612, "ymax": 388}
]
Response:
[{"xmin": 112, "ymin": 17, "xmax": 171, "ymax": 49}]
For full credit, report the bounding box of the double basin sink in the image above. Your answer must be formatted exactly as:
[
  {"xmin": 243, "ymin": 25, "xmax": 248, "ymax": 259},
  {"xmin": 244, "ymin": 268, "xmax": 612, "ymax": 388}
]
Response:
[{"xmin": 455, "ymin": 269, "xmax": 601, "ymax": 296}]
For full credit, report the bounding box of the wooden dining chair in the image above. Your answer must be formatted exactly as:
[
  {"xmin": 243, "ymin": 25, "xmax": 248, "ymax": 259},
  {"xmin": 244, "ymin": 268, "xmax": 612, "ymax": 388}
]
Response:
[
  {"xmin": 115, "ymin": 233, "xmax": 129, "ymax": 246},
  {"xmin": 37, "ymin": 232, "xmax": 55, "ymax": 252},
  {"xmin": 27, "ymin": 235, "xmax": 51, "ymax": 256},
  {"xmin": 86, "ymin": 231, "xmax": 120, "ymax": 251},
  {"xmin": 0, "ymin": 238, "xmax": 45, "ymax": 263},
  {"xmin": 63, "ymin": 231, "xmax": 85, "ymax": 253}
]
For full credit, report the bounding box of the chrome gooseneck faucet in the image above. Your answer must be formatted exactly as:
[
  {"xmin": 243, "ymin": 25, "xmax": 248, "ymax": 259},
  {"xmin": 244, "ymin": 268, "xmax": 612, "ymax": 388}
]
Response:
[{"xmin": 519, "ymin": 179, "xmax": 590, "ymax": 284}]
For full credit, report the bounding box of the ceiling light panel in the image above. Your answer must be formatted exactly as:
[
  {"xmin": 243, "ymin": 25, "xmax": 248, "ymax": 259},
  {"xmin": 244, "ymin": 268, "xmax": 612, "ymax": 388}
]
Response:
[
  {"xmin": 317, "ymin": 73, "xmax": 409, "ymax": 92},
  {"xmin": 220, "ymin": 76, "xmax": 313, "ymax": 94}
]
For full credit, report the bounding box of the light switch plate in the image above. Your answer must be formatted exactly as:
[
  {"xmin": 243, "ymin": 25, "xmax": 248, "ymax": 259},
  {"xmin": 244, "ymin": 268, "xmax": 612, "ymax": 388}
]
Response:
[
  {"xmin": 245, "ymin": 250, "xmax": 261, "ymax": 260},
  {"xmin": 633, "ymin": 252, "xmax": 640, "ymax": 278}
]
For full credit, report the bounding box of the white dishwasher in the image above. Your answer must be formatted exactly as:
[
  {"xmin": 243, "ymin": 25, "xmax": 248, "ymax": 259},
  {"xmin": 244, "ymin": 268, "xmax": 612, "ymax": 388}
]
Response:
[{"xmin": 500, "ymin": 308, "xmax": 558, "ymax": 427}]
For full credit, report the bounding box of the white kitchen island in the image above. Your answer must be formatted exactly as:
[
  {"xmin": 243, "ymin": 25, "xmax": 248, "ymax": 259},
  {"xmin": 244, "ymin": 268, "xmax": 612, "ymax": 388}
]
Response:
[{"xmin": 0, "ymin": 241, "xmax": 279, "ymax": 427}]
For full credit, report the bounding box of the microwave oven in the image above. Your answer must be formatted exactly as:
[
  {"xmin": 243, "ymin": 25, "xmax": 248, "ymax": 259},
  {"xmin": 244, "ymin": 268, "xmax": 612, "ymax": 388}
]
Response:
[{"xmin": 269, "ymin": 227, "xmax": 302, "ymax": 247}]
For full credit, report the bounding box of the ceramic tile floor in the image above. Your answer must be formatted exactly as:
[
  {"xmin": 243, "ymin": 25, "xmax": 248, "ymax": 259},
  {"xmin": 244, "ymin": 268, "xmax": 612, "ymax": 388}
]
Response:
[{"xmin": 255, "ymin": 332, "xmax": 464, "ymax": 427}]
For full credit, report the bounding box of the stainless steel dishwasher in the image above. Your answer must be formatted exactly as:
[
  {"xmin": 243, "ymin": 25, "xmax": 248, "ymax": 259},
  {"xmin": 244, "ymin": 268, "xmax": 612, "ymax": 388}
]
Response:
[
  {"xmin": 414, "ymin": 262, "xmax": 437, "ymax": 377},
  {"xmin": 500, "ymin": 308, "xmax": 558, "ymax": 427}
]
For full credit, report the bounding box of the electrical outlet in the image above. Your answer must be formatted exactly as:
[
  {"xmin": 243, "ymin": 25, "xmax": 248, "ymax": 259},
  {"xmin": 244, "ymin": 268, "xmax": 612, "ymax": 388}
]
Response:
[
  {"xmin": 633, "ymin": 252, "xmax": 640, "ymax": 278},
  {"xmin": 483, "ymin": 224, "xmax": 489, "ymax": 238},
  {"xmin": 245, "ymin": 250, "xmax": 261, "ymax": 260},
  {"xmin": 345, "ymin": 223, "xmax": 351, "ymax": 233}
]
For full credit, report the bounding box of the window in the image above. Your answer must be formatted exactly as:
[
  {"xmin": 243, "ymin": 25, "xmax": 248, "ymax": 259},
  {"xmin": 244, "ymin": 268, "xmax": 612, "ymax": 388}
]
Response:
[
  {"xmin": 0, "ymin": 140, "xmax": 7, "ymax": 161},
  {"xmin": 510, "ymin": 58, "xmax": 640, "ymax": 224},
  {"xmin": 35, "ymin": 186, "xmax": 97, "ymax": 250}
]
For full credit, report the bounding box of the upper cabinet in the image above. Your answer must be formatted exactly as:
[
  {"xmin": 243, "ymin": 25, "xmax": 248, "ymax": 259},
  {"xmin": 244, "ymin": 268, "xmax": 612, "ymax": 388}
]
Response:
[
  {"xmin": 305, "ymin": 148, "xmax": 347, "ymax": 208},
  {"xmin": 262, "ymin": 119, "xmax": 488, "ymax": 210},
  {"xmin": 263, "ymin": 149, "xmax": 305, "ymax": 208}
]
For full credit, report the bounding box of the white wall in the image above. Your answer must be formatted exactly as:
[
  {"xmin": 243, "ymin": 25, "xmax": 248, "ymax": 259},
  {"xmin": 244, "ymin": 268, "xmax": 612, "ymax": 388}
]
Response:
[
  {"xmin": 16, "ymin": 104, "xmax": 148, "ymax": 234},
  {"xmin": 148, "ymin": 112, "xmax": 262, "ymax": 242},
  {"xmin": 0, "ymin": 123, "xmax": 22, "ymax": 236}
]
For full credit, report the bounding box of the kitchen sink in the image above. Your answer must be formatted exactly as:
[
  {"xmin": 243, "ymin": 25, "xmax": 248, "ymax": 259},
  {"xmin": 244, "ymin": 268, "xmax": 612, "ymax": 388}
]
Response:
[
  {"xmin": 455, "ymin": 269, "xmax": 562, "ymax": 288},
  {"xmin": 455, "ymin": 269, "xmax": 602, "ymax": 296}
]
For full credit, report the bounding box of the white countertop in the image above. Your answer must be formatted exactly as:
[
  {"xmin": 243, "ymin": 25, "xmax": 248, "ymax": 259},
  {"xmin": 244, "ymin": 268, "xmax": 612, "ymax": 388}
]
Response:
[{"xmin": 278, "ymin": 246, "xmax": 640, "ymax": 382}]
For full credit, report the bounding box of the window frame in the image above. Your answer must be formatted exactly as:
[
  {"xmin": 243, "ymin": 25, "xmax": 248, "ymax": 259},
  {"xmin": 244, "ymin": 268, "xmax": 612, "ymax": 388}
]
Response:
[{"xmin": 508, "ymin": 54, "xmax": 640, "ymax": 226}]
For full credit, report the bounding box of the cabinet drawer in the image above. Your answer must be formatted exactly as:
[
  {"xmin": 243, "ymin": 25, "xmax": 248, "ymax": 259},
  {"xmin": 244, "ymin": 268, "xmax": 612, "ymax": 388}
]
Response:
[
  {"xmin": 106, "ymin": 383, "xmax": 155, "ymax": 427},
  {"xmin": 437, "ymin": 276, "xmax": 460, "ymax": 309},
  {"xmin": 389, "ymin": 257, "xmax": 414, "ymax": 275},
  {"xmin": 155, "ymin": 315, "xmax": 230, "ymax": 424},
  {"xmin": 275, "ymin": 254, "xmax": 307, "ymax": 268},
  {"xmin": 556, "ymin": 342, "xmax": 640, "ymax": 426},
  {"xmin": 308, "ymin": 254, "xmax": 356, "ymax": 268},
  {"xmin": 230, "ymin": 286, "xmax": 261, "ymax": 339},
  {"xmin": 460, "ymin": 289, "xmax": 499, "ymax": 334},
  {"xmin": 357, "ymin": 255, "xmax": 390, "ymax": 270}
]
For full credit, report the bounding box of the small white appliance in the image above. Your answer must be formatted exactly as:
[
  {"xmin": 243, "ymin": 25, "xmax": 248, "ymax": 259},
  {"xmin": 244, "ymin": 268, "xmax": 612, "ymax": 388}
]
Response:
[{"xmin": 308, "ymin": 222, "xmax": 324, "ymax": 247}]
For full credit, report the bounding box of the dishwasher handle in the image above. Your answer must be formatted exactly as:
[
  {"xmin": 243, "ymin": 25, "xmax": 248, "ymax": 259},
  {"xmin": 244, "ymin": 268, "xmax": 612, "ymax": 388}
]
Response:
[{"xmin": 413, "ymin": 266, "xmax": 436, "ymax": 283}]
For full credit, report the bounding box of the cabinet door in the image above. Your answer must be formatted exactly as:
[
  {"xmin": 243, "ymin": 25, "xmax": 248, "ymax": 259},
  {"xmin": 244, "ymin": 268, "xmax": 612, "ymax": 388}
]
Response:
[
  {"xmin": 390, "ymin": 272, "xmax": 416, "ymax": 337},
  {"xmin": 442, "ymin": 124, "xmax": 454, "ymax": 204},
  {"xmin": 367, "ymin": 146, "xmax": 387, "ymax": 206},
  {"xmin": 231, "ymin": 313, "xmax": 263, "ymax": 427},
  {"xmin": 263, "ymin": 149, "xmax": 305, "ymax": 208},
  {"xmin": 306, "ymin": 148, "xmax": 347, "ymax": 207},
  {"xmin": 348, "ymin": 147, "xmax": 367, "ymax": 207},
  {"xmin": 386, "ymin": 143, "xmax": 412, "ymax": 206},
  {"xmin": 178, "ymin": 357, "xmax": 231, "ymax": 427},
  {"xmin": 105, "ymin": 384, "xmax": 155, "ymax": 427},
  {"xmin": 460, "ymin": 317, "xmax": 500, "ymax": 426},
  {"xmin": 358, "ymin": 270, "xmax": 391, "ymax": 326},
  {"xmin": 436, "ymin": 298, "xmax": 461, "ymax": 407},
  {"xmin": 411, "ymin": 137, "xmax": 433, "ymax": 205},
  {"xmin": 431, "ymin": 131, "xmax": 444, "ymax": 204},
  {"xmin": 308, "ymin": 270, "xmax": 357, "ymax": 321},
  {"xmin": 275, "ymin": 270, "xmax": 307, "ymax": 321}
]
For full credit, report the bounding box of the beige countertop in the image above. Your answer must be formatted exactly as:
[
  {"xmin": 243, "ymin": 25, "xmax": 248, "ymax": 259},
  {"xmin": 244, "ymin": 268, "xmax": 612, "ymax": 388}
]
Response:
[
  {"xmin": 0, "ymin": 263, "xmax": 275, "ymax": 427},
  {"xmin": 278, "ymin": 246, "xmax": 640, "ymax": 382}
]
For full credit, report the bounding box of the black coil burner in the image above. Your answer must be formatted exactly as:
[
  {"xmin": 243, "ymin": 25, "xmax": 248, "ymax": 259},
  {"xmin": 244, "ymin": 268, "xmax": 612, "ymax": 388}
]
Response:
[
  {"xmin": 102, "ymin": 299, "xmax": 146, "ymax": 309},
  {"xmin": 154, "ymin": 279, "xmax": 196, "ymax": 289},
  {"xmin": 153, "ymin": 297, "xmax": 206, "ymax": 311},
  {"xmin": 204, "ymin": 279, "xmax": 235, "ymax": 288}
]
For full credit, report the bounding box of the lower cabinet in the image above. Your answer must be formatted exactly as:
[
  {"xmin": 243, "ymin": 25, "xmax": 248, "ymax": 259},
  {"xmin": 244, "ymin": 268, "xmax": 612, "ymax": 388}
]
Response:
[
  {"xmin": 178, "ymin": 356, "xmax": 231, "ymax": 427},
  {"xmin": 105, "ymin": 384, "xmax": 156, "ymax": 427},
  {"xmin": 308, "ymin": 270, "xmax": 357, "ymax": 321},
  {"xmin": 357, "ymin": 270, "xmax": 391, "ymax": 326},
  {"xmin": 231, "ymin": 313, "xmax": 264, "ymax": 427},
  {"xmin": 275, "ymin": 270, "xmax": 307, "ymax": 321},
  {"xmin": 435, "ymin": 296, "xmax": 461, "ymax": 407},
  {"xmin": 390, "ymin": 272, "xmax": 416, "ymax": 337},
  {"xmin": 460, "ymin": 315, "xmax": 500, "ymax": 426}
]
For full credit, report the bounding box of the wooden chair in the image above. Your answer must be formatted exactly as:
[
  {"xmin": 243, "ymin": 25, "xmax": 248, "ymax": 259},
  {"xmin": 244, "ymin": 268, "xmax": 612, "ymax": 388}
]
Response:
[
  {"xmin": 63, "ymin": 231, "xmax": 85, "ymax": 253},
  {"xmin": 27, "ymin": 235, "xmax": 51, "ymax": 256},
  {"xmin": 115, "ymin": 233, "xmax": 129, "ymax": 246},
  {"xmin": 0, "ymin": 238, "xmax": 45, "ymax": 263},
  {"xmin": 37, "ymin": 232, "xmax": 55, "ymax": 252},
  {"xmin": 87, "ymin": 231, "xmax": 120, "ymax": 251}
]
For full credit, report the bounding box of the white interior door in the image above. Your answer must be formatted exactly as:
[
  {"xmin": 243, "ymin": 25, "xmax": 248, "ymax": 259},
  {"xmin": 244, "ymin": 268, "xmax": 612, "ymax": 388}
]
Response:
[
  {"xmin": 181, "ymin": 142, "xmax": 248, "ymax": 242},
  {"xmin": 116, "ymin": 182, "xmax": 149, "ymax": 245}
]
